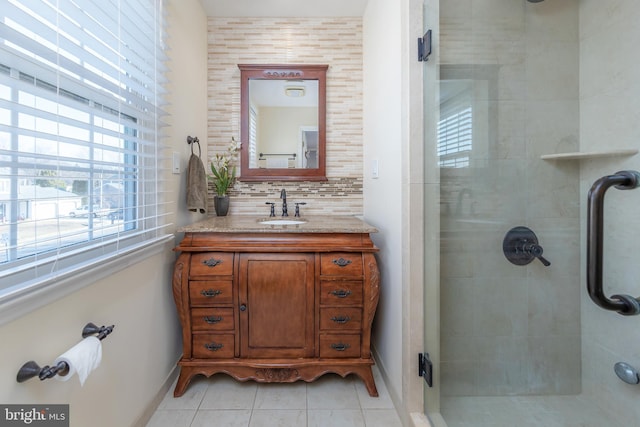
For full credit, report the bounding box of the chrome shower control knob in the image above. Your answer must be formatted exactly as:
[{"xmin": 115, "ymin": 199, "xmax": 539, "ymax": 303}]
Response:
[{"xmin": 614, "ymin": 362, "xmax": 640, "ymax": 385}]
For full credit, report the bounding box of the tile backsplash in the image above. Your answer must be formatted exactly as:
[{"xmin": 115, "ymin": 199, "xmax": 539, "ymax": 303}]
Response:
[{"xmin": 207, "ymin": 17, "xmax": 363, "ymax": 216}]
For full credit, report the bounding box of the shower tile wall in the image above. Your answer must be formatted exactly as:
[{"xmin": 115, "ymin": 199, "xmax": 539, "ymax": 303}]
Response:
[
  {"xmin": 579, "ymin": 1, "xmax": 640, "ymax": 424},
  {"xmin": 439, "ymin": 0, "xmax": 581, "ymax": 396},
  {"xmin": 206, "ymin": 17, "xmax": 364, "ymax": 216}
]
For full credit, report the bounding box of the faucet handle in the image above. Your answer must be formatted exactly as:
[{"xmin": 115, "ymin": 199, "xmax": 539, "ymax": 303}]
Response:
[
  {"xmin": 294, "ymin": 202, "xmax": 307, "ymax": 217},
  {"xmin": 265, "ymin": 202, "xmax": 275, "ymax": 217},
  {"xmin": 524, "ymin": 243, "xmax": 551, "ymax": 266}
]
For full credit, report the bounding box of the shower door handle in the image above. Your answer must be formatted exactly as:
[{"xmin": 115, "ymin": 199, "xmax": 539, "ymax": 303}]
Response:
[{"xmin": 587, "ymin": 170, "xmax": 640, "ymax": 316}]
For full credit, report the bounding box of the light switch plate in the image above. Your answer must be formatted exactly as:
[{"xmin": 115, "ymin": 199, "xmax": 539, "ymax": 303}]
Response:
[
  {"xmin": 172, "ymin": 152, "xmax": 181, "ymax": 174},
  {"xmin": 372, "ymin": 159, "xmax": 379, "ymax": 179}
]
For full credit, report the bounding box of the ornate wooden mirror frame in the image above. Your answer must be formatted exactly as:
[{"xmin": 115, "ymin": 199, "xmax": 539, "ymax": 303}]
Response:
[{"xmin": 238, "ymin": 64, "xmax": 328, "ymax": 181}]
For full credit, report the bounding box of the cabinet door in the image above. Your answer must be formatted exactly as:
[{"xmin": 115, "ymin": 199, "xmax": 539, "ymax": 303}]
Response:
[{"xmin": 239, "ymin": 253, "xmax": 315, "ymax": 358}]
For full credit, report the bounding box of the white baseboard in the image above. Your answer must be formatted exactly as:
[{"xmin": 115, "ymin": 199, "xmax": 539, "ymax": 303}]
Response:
[
  {"xmin": 411, "ymin": 412, "xmax": 433, "ymax": 427},
  {"xmin": 131, "ymin": 364, "xmax": 180, "ymax": 427}
]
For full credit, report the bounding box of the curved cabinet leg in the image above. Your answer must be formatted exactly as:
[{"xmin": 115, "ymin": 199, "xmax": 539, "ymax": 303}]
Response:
[
  {"xmin": 173, "ymin": 366, "xmax": 196, "ymax": 397},
  {"xmin": 354, "ymin": 365, "xmax": 378, "ymax": 397}
]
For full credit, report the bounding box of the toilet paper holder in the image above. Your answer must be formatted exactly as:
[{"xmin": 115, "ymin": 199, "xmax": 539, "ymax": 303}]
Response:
[{"xmin": 16, "ymin": 322, "xmax": 114, "ymax": 383}]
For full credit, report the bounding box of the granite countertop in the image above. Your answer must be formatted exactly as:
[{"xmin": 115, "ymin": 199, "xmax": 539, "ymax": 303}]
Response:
[{"xmin": 178, "ymin": 215, "xmax": 378, "ymax": 234}]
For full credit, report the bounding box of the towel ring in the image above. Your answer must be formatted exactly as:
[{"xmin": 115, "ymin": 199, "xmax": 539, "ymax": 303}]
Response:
[{"xmin": 187, "ymin": 136, "xmax": 201, "ymax": 157}]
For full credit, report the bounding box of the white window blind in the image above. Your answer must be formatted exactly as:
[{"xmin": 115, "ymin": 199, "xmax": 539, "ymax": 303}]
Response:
[
  {"xmin": 437, "ymin": 105, "xmax": 472, "ymax": 168},
  {"xmin": 0, "ymin": 0, "xmax": 170, "ymax": 303},
  {"xmin": 249, "ymin": 104, "xmax": 257, "ymax": 168}
]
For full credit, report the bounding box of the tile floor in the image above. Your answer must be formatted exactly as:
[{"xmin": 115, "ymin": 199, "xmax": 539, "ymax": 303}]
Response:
[
  {"xmin": 440, "ymin": 395, "xmax": 624, "ymax": 427},
  {"xmin": 146, "ymin": 364, "xmax": 402, "ymax": 427}
]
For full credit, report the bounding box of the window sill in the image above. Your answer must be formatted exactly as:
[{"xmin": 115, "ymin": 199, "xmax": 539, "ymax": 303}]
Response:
[{"xmin": 0, "ymin": 234, "xmax": 175, "ymax": 327}]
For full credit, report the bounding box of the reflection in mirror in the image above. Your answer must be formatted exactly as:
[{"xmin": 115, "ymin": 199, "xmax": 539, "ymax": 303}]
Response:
[
  {"xmin": 239, "ymin": 64, "xmax": 328, "ymax": 181},
  {"xmin": 248, "ymin": 79, "xmax": 318, "ymax": 169}
]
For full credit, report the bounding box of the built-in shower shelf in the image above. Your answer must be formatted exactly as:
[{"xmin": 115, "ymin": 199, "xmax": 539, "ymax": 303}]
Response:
[{"xmin": 541, "ymin": 149, "xmax": 638, "ymax": 161}]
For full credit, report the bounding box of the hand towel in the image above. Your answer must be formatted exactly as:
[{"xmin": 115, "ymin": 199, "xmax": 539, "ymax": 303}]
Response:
[
  {"xmin": 187, "ymin": 153, "xmax": 207, "ymax": 214},
  {"xmin": 266, "ymin": 157, "xmax": 288, "ymax": 168}
]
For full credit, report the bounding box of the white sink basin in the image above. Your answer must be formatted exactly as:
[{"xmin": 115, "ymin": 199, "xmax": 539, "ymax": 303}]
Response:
[{"xmin": 259, "ymin": 219, "xmax": 307, "ymax": 225}]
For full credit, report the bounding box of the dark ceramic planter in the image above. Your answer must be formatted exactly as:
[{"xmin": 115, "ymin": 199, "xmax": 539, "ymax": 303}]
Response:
[{"xmin": 214, "ymin": 195, "xmax": 229, "ymax": 216}]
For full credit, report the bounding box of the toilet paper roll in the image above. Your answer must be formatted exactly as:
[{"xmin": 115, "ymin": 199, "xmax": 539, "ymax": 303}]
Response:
[{"xmin": 54, "ymin": 336, "xmax": 102, "ymax": 386}]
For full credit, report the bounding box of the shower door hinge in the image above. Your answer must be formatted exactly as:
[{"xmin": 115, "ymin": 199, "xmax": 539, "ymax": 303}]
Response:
[
  {"xmin": 418, "ymin": 352, "xmax": 433, "ymax": 387},
  {"xmin": 418, "ymin": 30, "xmax": 432, "ymax": 62}
]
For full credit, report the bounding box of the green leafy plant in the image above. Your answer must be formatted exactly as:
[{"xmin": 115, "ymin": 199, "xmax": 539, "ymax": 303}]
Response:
[{"xmin": 209, "ymin": 137, "xmax": 240, "ymax": 196}]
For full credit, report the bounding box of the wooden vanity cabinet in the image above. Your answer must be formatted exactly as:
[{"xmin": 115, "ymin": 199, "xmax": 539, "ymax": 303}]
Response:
[
  {"xmin": 239, "ymin": 253, "xmax": 315, "ymax": 359},
  {"xmin": 172, "ymin": 231, "xmax": 380, "ymax": 397}
]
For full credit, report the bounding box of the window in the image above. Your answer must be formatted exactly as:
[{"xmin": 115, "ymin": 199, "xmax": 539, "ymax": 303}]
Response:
[
  {"xmin": 437, "ymin": 106, "xmax": 472, "ymax": 168},
  {"xmin": 0, "ymin": 0, "xmax": 170, "ymax": 311},
  {"xmin": 438, "ymin": 79, "xmax": 473, "ymax": 168},
  {"xmin": 249, "ymin": 104, "xmax": 258, "ymax": 168}
]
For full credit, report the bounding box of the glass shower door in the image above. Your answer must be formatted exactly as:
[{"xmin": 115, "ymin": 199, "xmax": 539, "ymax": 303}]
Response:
[{"xmin": 424, "ymin": 0, "xmax": 620, "ymax": 427}]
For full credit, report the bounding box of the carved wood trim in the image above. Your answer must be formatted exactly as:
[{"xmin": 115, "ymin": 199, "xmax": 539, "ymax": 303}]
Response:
[
  {"xmin": 173, "ymin": 252, "xmax": 192, "ymax": 358},
  {"xmin": 361, "ymin": 254, "xmax": 380, "ymax": 359},
  {"xmin": 172, "ymin": 257, "xmax": 185, "ymax": 306},
  {"xmin": 366, "ymin": 259, "xmax": 381, "ymax": 322},
  {"xmin": 255, "ymin": 368, "xmax": 300, "ymax": 381},
  {"xmin": 174, "ymin": 361, "xmax": 378, "ymax": 397},
  {"xmin": 263, "ymin": 69, "xmax": 304, "ymax": 78}
]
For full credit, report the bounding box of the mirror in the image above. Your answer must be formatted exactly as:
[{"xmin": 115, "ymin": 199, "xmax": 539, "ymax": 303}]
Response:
[{"xmin": 239, "ymin": 64, "xmax": 328, "ymax": 181}]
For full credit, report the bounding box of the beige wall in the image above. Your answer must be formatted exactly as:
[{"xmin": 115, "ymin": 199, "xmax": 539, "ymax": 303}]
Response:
[
  {"xmin": 168, "ymin": 2, "xmax": 210, "ymax": 226},
  {"xmin": 579, "ymin": 1, "xmax": 640, "ymax": 423},
  {"xmin": 206, "ymin": 17, "xmax": 364, "ymax": 216},
  {"xmin": 363, "ymin": 1, "xmax": 433, "ymax": 424},
  {"xmin": 258, "ymin": 106, "xmax": 317, "ymax": 160},
  {"xmin": 0, "ymin": 254, "xmax": 178, "ymax": 427},
  {"xmin": 362, "ymin": 0, "xmax": 405, "ymax": 416},
  {"xmin": 0, "ymin": 1, "xmax": 208, "ymax": 426}
]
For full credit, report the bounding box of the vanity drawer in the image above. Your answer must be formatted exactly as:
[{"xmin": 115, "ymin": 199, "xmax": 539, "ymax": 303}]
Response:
[
  {"xmin": 190, "ymin": 252, "xmax": 234, "ymax": 277},
  {"xmin": 189, "ymin": 280, "xmax": 233, "ymax": 306},
  {"xmin": 191, "ymin": 308, "xmax": 234, "ymax": 331},
  {"xmin": 320, "ymin": 253, "xmax": 363, "ymax": 276},
  {"xmin": 319, "ymin": 334, "xmax": 361, "ymax": 358},
  {"xmin": 320, "ymin": 307, "xmax": 362, "ymax": 331},
  {"xmin": 193, "ymin": 334, "xmax": 235, "ymax": 359},
  {"xmin": 320, "ymin": 280, "xmax": 363, "ymax": 306}
]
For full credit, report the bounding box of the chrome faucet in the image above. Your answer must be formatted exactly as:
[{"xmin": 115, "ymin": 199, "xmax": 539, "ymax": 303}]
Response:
[{"xmin": 280, "ymin": 189, "xmax": 288, "ymax": 216}]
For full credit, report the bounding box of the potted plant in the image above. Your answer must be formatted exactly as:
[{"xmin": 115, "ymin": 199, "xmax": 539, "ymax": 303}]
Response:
[{"xmin": 209, "ymin": 137, "xmax": 240, "ymax": 216}]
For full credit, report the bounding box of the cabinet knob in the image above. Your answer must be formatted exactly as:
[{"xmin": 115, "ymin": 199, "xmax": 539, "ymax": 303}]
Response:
[
  {"xmin": 204, "ymin": 342, "xmax": 224, "ymax": 352},
  {"xmin": 200, "ymin": 289, "xmax": 222, "ymax": 298},
  {"xmin": 330, "ymin": 343, "xmax": 351, "ymax": 352},
  {"xmin": 332, "ymin": 257, "xmax": 352, "ymax": 267},
  {"xmin": 330, "ymin": 289, "xmax": 352, "ymax": 298},
  {"xmin": 331, "ymin": 316, "xmax": 351, "ymax": 324},
  {"xmin": 202, "ymin": 258, "xmax": 223, "ymax": 267},
  {"xmin": 239, "ymin": 304, "xmax": 247, "ymax": 312},
  {"xmin": 203, "ymin": 316, "xmax": 223, "ymax": 324}
]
